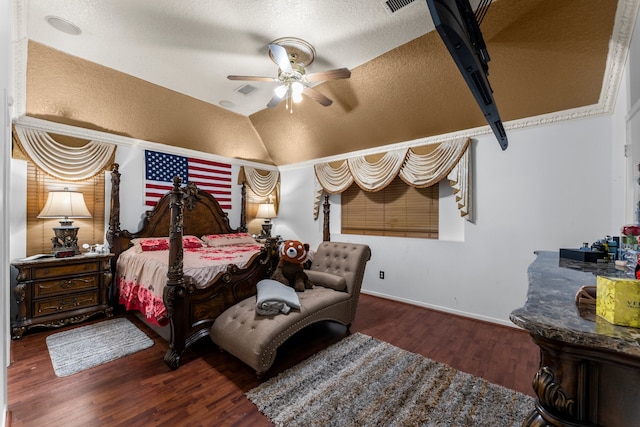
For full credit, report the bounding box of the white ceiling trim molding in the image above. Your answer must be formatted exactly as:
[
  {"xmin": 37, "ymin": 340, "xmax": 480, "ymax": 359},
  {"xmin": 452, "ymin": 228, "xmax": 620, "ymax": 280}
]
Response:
[
  {"xmin": 601, "ymin": 0, "xmax": 640, "ymax": 112},
  {"xmin": 12, "ymin": 116, "xmax": 278, "ymax": 171}
]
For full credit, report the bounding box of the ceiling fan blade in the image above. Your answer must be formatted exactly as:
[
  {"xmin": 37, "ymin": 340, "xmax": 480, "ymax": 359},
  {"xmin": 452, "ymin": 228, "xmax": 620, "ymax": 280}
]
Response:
[
  {"xmin": 303, "ymin": 87, "xmax": 333, "ymax": 106},
  {"xmin": 267, "ymin": 93, "xmax": 285, "ymax": 108},
  {"xmin": 227, "ymin": 75, "xmax": 276, "ymax": 82},
  {"xmin": 268, "ymin": 44, "xmax": 293, "ymax": 73},
  {"xmin": 305, "ymin": 68, "xmax": 351, "ymax": 82}
]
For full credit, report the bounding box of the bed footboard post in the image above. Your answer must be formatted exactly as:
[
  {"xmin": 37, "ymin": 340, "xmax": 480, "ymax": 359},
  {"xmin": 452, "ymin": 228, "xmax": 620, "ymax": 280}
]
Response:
[
  {"xmin": 106, "ymin": 163, "xmax": 121, "ymax": 304},
  {"xmin": 106, "ymin": 163, "xmax": 121, "ymax": 250},
  {"xmin": 164, "ymin": 176, "xmax": 186, "ymax": 369},
  {"xmin": 323, "ymin": 193, "xmax": 330, "ymax": 242},
  {"xmin": 239, "ymin": 181, "xmax": 247, "ymax": 232}
]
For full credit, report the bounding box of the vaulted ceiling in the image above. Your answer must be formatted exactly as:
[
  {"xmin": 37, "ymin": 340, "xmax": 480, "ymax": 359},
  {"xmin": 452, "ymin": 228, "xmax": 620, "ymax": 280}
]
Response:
[{"xmin": 19, "ymin": 0, "xmax": 633, "ymax": 165}]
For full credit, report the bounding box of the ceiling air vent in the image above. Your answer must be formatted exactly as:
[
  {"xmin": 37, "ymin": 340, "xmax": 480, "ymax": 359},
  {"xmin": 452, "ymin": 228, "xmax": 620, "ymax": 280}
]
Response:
[
  {"xmin": 235, "ymin": 84, "xmax": 258, "ymax": 96},
  {"xmin": 383, "ymin": 0, "xmax": 417, "ymax": 14}
]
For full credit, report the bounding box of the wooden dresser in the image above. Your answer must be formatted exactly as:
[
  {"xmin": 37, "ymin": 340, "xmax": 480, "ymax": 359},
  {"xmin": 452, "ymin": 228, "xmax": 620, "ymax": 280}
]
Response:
[
  {"xmin": 511, "ymin": 251, "xmax": 640, "ymax": 426},
  {"xmin": 11, "ymin": 253, "xmax": 114, "ymax": 339}
]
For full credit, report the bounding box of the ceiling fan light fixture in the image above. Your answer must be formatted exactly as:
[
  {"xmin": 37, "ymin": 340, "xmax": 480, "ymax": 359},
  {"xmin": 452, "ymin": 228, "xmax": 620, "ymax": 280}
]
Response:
[
  {"xmin": 228, "ymin": 37, "xmax": 351, "ymax": 111},
  {"xmin": 291, "ymin": 82, "xmax": 304, "ymax": 95},
  {"xmin": 274, "ymin": 85, "xmax": 287, "ymax": 98}
]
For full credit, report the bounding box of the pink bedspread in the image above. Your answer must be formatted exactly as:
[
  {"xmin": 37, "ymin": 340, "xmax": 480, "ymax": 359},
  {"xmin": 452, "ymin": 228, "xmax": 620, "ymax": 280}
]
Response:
[{"xmin": 116, "ymin": 243, "xmax": 263, "ymax": 326}]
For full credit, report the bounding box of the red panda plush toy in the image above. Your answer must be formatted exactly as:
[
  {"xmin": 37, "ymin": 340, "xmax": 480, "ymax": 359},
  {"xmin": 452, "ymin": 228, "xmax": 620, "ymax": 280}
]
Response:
[{"xmin": 271, "ymin": 240, "xmax": 313, "ymax": 292}]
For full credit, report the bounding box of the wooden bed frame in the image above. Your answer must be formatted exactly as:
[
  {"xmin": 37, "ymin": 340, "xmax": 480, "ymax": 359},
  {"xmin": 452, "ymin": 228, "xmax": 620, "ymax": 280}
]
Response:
[{"xmin": 106, "ymin": 164, "xmax": 276, "ymax": 369}]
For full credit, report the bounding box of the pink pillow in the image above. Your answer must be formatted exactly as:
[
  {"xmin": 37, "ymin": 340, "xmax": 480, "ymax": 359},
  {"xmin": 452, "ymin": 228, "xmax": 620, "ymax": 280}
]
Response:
[
  {"xmin": 133, "ymin": 236, "xmax": 204, "ymax": 251},
  {"xmin": 183, "ymin": 235, "xmax": 204, "ymax": 249},
  {"xmin": 136, "ymin": 238, "xmax": 169, "ymax": 252}
]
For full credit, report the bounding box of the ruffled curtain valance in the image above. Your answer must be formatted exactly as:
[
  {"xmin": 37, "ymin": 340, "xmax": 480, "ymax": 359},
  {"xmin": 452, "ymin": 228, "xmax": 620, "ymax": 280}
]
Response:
[
  {"xmin": 239, "ymin": 166, "xmax": 280, "ymax": 198},
  {"xmin": 238, "ymin": 166, "xmax": 281, "ymax": 213},
  {"xmin": 14, "ymin": 126, "xmax": 116, "ymax": 181},
  {"xmin": 314, "ymin": 137, "xmax": 472, "ymax": 221}
]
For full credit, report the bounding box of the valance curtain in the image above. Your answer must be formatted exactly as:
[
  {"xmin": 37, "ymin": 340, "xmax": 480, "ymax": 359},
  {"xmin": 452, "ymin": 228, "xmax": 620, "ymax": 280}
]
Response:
[
  {"xmin": 238, "ymin": 166, "xmax": 281, "ymax": 211},
  {"xmin": 239, "ymin": 166, "xmax": 280, "ymax": 197},
  {"xmin": 14, "ymin": 126, "xmax": 116, "ymax": 181},
  {"xmin": 314, "ymin": 137, "xmax": 472, "ymax": 221}
]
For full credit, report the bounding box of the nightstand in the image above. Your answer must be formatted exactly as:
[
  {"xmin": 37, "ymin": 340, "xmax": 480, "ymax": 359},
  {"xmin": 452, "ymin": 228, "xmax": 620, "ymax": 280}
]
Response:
[{"xmin": 11, "ymin": 253, "xmax": 114, "ymax": 339}]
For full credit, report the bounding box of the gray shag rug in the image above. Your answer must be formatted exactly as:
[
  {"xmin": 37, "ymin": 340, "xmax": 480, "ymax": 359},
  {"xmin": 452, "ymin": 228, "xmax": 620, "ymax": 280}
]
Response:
[
  {"xmin": 46, "ymin": 318, "xmax": 154, "ymax": 377},
  {"xmin": 247, "ymin": 333, "xmax": 534, "ymax": 427}
]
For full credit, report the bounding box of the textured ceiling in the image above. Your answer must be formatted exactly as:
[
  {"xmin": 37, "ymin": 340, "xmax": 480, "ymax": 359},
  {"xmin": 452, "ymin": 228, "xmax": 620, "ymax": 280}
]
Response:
[
  {"xmin": 19, "ymin": 0, "xmax": 631, "ymax": 165},
  {"xmin": 25, "ymin": 0, "xmax": 443, "ymax": 116}
]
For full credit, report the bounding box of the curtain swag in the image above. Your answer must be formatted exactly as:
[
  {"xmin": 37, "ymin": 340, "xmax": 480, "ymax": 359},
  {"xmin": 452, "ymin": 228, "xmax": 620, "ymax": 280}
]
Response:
[
  {"xmin": 239, "ymin": 166, "xmax": 280, "ymax": 198},
  {"xmin": 313, "ymin": 137, "xmax": 472, "ymax": 221},
  {"xmin": 14, "ymin": 126, "xmax": 116, "ymax": 181}
]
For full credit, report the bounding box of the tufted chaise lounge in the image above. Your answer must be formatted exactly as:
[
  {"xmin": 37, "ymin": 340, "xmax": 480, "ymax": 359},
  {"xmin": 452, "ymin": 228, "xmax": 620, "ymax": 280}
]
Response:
[{"xmin": 209, "ymin": 241, "xmax": 371, "ymax": 377}]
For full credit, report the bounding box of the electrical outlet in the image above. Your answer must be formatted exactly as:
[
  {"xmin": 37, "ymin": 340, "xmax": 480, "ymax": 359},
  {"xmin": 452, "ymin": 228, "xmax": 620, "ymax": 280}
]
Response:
[{"xmin": 379, "ymin": 271, "xmax": 385, "ymax": 279}]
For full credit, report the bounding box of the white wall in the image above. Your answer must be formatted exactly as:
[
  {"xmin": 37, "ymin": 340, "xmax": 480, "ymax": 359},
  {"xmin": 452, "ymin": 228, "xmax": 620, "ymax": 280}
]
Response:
[
  {"xmin": 278, "ymin": 112, "xmax": 622, "ymax": 326},
  {"xmin": 1, "ymin": 0, "xmax": 12, "ymax": 424},
  {"xmin": 271, "ymin": 6, "xmax": 640, "ymax": 327}
]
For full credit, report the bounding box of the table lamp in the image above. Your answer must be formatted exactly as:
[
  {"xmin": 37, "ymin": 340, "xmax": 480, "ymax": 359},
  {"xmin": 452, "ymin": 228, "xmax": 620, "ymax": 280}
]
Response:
[
  {"xmin": 256, "ymin": 203, "xmax": 277, "ymax": 238},
  {"xmin": 38, "ymin": 188, "xmax": 92, "ymax": 254}
]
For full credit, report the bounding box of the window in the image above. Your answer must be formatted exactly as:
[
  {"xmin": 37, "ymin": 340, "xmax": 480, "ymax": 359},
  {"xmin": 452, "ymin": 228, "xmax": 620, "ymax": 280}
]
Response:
[{"xmin": 341, "ymin": 176, "xmax": 438, "ymax": 239}]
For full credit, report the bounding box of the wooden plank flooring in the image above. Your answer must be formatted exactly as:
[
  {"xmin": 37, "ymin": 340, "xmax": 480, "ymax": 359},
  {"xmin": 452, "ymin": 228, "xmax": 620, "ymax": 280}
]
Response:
[{"xmin": 8, "ymin": 294, "xmax": 539, "ymax": 426}]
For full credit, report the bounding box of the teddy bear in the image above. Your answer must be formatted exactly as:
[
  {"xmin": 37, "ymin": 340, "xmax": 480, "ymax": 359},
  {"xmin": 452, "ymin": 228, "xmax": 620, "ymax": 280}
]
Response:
[{"xmin": 271, "ymin": 240, "xmax": 313, "ymax": 292}]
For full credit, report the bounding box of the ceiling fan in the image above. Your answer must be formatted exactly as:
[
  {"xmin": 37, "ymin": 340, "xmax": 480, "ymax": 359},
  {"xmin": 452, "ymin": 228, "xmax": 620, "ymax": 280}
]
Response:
[{"xmin": 228, "ymin": 37, "xmax": 351, "ymax": 112}]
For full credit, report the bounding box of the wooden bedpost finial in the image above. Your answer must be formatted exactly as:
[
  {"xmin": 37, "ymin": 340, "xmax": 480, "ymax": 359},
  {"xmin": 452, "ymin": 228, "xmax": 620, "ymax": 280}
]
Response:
[{"xmin": 173, "ymin": 176, "xmax": 182, "ymax": 189}]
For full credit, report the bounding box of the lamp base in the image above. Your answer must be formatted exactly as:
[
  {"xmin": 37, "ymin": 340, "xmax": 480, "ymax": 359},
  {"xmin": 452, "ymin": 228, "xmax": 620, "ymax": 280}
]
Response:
[
  {"xmin": 51, "ymin": 225, "xmax": 80, "ymax": 255},
  {"xmin": 260, "ymin": 221, "xmax": 273, "ymax": 238}
]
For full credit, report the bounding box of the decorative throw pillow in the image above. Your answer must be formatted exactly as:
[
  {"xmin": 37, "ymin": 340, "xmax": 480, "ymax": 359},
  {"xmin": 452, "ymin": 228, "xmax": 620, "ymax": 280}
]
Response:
[
  {"xmin": 306, "ymin": 270, "xmax": 347, "ymax": 292},
  {"xmin": 133, "ymin": 235, "xmax": 204, "ymax": 251},
  {"xmin": 134, "ymin": 237, "xmax": 170, "ymax": 252},
  {"xmin": 182, "ymin": 235, "xmax": 204, "ymax": 249},
  {"xmin": 201, "ymin": 232, "xmax": 256, "ymax": 247}
]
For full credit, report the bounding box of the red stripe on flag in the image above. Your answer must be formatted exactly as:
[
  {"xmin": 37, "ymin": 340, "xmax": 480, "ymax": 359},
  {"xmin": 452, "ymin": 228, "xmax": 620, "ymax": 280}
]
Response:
[
  {"xmin": 188, "ymin": 157, "xmax": 232, "ymax": 170},
  {"xmin": 188, "ymin": 165, "xmax": 232, "ymax": 176},
  {"xmin": 146, "ymin": 183, "xmax": 174, "ymax": 191},
  {"xmin": 189, "ymin": 173, "xmax": 232, "ymax": 183}
]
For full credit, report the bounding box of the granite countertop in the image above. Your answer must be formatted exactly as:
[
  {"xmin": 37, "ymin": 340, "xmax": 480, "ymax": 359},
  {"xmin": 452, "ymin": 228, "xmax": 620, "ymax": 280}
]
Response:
[{"xmin": 510, "ymin": 250, "xmax": 640, "ymax": 357}]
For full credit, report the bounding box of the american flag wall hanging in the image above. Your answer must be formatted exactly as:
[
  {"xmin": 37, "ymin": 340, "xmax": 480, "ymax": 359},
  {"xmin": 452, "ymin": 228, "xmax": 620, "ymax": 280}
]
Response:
[{"xmin": 144, "ymin": 150, "xmax": 232, "ymax": 209}]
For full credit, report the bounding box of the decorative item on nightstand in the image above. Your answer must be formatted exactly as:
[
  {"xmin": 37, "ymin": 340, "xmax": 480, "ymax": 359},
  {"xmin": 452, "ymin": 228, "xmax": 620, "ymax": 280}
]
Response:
[
  {"xmin": 257, "ymin": 203, "xmax": 277, "ymax": 238},
  {"xmin": 38, "ymin": 188, "xmax": 92, "ymax": 255}
]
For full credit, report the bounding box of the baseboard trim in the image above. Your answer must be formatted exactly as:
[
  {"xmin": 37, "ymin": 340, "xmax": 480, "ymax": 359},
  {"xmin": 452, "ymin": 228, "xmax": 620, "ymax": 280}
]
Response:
[{"xmin": 360, "ymin": 290, "xmax": 518, "ymax": 329}]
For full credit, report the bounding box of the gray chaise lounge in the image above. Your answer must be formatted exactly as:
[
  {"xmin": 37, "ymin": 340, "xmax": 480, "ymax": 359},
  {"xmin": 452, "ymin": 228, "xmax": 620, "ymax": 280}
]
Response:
[{"xmin": 210, "ymin": 241, "xmax": 371, "ymax": 377}]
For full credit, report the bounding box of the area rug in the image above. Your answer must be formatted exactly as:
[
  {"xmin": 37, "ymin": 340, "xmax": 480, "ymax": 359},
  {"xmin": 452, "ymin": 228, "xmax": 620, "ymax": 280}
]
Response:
[
  {"xmin": 247, "ymin": 333, "xmax": 534, "ymax": 427},
  {"xmin": 46, "ymin": 318, "xmax": 154, "ymax": 377}
]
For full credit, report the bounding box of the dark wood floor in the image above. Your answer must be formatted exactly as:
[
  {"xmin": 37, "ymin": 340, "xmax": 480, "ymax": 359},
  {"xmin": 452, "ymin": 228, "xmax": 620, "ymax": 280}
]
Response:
[{"xmin": 8, "ymin": 294, "xmax": 539, "ymax": 427}]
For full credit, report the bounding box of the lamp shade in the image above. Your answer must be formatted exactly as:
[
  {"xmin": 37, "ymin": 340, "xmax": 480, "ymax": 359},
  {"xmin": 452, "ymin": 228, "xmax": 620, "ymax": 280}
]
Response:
[
  {"xmin": 256, "ymin": 203, "xmax": 277, "ymax": 219},
  {"xmin": 38, "ymin": 189, "xmax": 92, "ymax": 219}
]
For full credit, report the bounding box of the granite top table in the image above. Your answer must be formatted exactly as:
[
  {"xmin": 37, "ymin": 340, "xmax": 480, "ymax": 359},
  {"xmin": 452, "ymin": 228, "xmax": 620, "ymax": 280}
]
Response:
[
  {"xmin": 510, "ymin": 250, "xmax": 640, "ymax": 357},
  {"xmin": 511, "ymin": 250, "xmax": 640, "ymax": 426}
]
